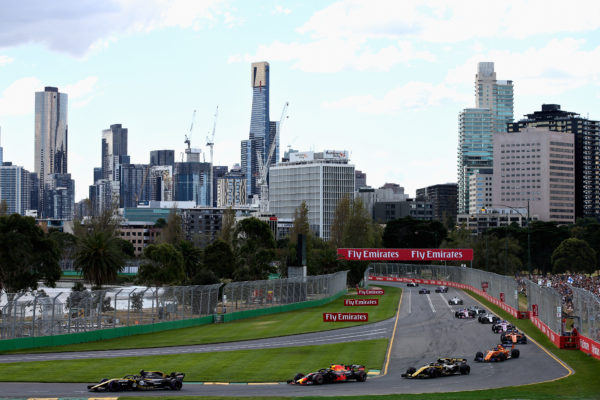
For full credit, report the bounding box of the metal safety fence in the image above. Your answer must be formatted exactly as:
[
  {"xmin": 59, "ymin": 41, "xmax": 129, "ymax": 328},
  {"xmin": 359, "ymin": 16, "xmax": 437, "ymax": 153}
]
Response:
[
  {"xmin": 365, "ymin": 263, "xmax": 519, "ymax": 313},
  {"xmin": 0, "ymin": 271, "xmax": 349, "ymax": 340},
  {"xmin": 524, "ymin": 279, "xmax": 562, "ymax": 334},
  {"xmin": 0, "ymin": 285, "xmax": 220, "ymax": 340},
  {"xmin": 221, "ymin": 271, "xmax": 348, "ymax": 313},
  {"xmin": 568, "ymin": 284, "xmax": 600, "ymax": 342}
]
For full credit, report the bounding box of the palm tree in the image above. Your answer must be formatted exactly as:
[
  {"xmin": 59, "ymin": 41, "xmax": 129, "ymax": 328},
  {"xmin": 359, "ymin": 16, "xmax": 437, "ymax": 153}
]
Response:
[{"xmin": 74, "ymin": 231, "xmax": 124, "ymax": 287}]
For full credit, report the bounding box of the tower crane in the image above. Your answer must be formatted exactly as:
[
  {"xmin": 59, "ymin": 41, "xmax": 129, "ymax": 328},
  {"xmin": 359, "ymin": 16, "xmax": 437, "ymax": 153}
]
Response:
[
  {"xmin": 257, "ymin": 101, "xmax": 289, "ymax": 213},
  {"xmin": 184, "ymin": 110, "xmax": 196, "ymax": 151},
  {"xmin": 206, "ymin": 106, "xmax": 218, "ymax": 207}
]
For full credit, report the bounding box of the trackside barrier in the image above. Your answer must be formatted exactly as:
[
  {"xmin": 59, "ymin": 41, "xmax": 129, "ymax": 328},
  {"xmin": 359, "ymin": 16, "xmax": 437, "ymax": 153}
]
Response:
[
  {"xmin": 367, "ymin": 264, "xmax": 600, "ymax": 360},
  {"xmin": 0, "ymin": 314, "xmax": 214, "ymax": 352}
]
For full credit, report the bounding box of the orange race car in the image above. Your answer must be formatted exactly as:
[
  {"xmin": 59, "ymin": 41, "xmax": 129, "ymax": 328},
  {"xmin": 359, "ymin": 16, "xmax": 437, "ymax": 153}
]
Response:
[
  {"xmin": 501, "ymin": 329, "xmax": 527, "ymax": 345},
  {"xmin": 474, "ymin": 344, "xmax": 520, "ymax": 362}
]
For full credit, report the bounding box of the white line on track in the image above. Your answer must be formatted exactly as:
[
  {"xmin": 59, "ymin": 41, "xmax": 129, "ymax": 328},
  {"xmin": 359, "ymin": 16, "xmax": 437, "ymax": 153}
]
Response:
[
  {"xmin": 439, "ymin": 292, "xmax": 453, "ymax": 310},
  {"xmin": 408, "ymin": 289, "xmax": 412, "ymax": 314},
  {"xmin": 426, "ymin": 294, "xmax": 436, "ymax": 312}
]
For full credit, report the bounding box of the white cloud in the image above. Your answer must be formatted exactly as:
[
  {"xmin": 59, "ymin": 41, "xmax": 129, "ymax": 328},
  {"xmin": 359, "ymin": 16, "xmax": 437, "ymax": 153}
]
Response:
[
  {"xmin": 0, "ymin": 56, "xmax": 14, "ymax": 66},
  {"xmin": 0, "ymin": 0, "xmax": 230, "ymax": 56},
  {"xmin": 230, "ymin": 39, "xmax": 434, "ymax": 73},
  {"xmin": 0, "ymin": 76, "xmax": 99, "ymax": 116},
  {"xmin": 273, "ymin": 5, "xmax": 292, "ymax": 15},
  {"xmin": 323, "ymin": 81, "xmax": 470, "ymax": 114},
  {"xmin": 0, "ymin": 77, "xmax": 43, "ymax": 116},
  {"xmin": 446, "ymin": 38, "xmax": 600, "ymax": 98}
]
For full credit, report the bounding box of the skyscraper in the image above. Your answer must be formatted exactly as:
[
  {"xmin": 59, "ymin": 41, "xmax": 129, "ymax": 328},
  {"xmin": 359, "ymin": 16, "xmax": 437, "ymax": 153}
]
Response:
[
  {"xmin": 241, "ymin": 61, "xmax": 279, "ymax": 197},
  {"xmin": 102, "ymin": 124, "xmax": 129, "ymax": 181},
  {"xmin": 35, "ymin": 86, "xmax": 68, "ymax": 216},
  {"xmin": 0, "ymin": 164, "xmax": 31, "ymax": 215},
  {"xmin": 457, "ymin": 63, "xmax": 513, "ymax": 214},
  {"xmin": 508, "ymin": 104, "xmax": 600, "ymax": 218}
]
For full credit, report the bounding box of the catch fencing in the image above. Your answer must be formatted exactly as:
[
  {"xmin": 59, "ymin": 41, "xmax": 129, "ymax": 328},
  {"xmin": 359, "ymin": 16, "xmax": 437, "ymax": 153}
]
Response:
[
  {"xmin": 524, "ymin": 279, "xmax": 563, "ymax": 337},
  {"xmin": 0, "ymin": 271, "xmax": 348, "ymax": 340},
  {"xmin": 568, "ymin": 285, "xmax": 600, "ymax": 342},
  {"xmin": 366, "ymin": 263, "xmax": 519, "ymax": 311},
  {"xmin": 221, "ymin": 271, "xmax": 348, "ymax": 313}
]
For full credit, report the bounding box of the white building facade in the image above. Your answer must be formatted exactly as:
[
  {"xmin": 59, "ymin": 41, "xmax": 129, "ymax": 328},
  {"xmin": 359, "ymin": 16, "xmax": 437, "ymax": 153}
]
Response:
[
  {"xmin": 493, "ymin": 127, "xmax": 575, "ymax": 223},
  {"xmin": 269, "ymin": 151, "xmax": 354, "ymax": 240}
]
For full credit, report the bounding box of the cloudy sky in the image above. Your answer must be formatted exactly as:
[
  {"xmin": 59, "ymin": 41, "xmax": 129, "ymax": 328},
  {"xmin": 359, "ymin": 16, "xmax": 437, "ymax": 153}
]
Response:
[{"xmin": 1, "ymin": 0, "xmax": 599, "ymax": 201}]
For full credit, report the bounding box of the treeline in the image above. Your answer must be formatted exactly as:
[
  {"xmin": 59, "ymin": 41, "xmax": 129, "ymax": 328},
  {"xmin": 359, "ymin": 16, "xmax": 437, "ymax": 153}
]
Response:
[{"xmin": 1, "ymin": 200, "xmax": 598, "ymax": 294}]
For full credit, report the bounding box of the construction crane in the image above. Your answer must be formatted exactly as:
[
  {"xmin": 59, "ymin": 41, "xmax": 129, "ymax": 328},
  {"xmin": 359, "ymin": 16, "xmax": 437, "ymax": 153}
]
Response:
[
  {"xmin": 184, "ymin": 110, "xmax": 196, "ymax": 151},
  {"xmin": 257, "ymin": 101, "xmax": 289, "ymax": 213},
  {"xmin": 206, "ymin": 106, "xmax": 218, "ymax": 207}
]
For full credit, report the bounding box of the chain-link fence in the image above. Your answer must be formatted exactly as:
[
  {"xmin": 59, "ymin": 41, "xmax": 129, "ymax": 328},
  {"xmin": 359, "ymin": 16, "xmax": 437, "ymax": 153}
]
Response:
[
  {"xmin": 366, "ymin": 263, "xmax": 519, "ymax": 312},
  {"xmin": 568, "ymin": 284, "xmax": 600, "ymax": 342},
  {"xmin": 221, "ymin": 271, "xmax": 348, "ymax": 313},
  {"xmin": 524, "ymin": 279, "xmax": 562, "ymax": 334},
  {"xmin": 0, "ymin": 271, "xmax": 349, "ymax": 340},
  {"xmin": 0, "ymin": 284, "xmax": 220, "ymax": 340}
]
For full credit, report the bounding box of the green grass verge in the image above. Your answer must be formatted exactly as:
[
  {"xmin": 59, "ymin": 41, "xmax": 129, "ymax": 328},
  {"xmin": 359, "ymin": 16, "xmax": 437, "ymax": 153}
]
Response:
[
  {"xmin": 0, "ymin": 339, "xmax": 387, "ymax": 383},
  {"xmin": 4, "ymin": 286, "xmax": 400, "ymax": 354}
]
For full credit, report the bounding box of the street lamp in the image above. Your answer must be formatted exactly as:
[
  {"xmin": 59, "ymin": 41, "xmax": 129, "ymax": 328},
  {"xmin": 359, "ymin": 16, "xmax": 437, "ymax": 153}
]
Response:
[{"xmin": 482, "ymin": 200, "xmax": 531, "ymax": 276}]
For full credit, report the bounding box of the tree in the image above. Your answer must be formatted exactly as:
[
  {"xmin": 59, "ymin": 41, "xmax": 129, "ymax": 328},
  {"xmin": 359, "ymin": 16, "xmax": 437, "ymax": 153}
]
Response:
[
  {"xmin": 232, "ymin": 218, "xmax": 276, "ymax": 281},
  {"xmin": 177, "ymin": 240, "xmax": 203, "ymax": 281},
  {"xmin": 218, "ymin": 207, "xmax": 236, "ymax": 246},
  {"xmin": 74, "ymin": 231, "xmax": 124, "ymax": 287},
  {"xmin": 551, "ymin": 238, "xmax": 597, "ymax": 274},
  {"xmin": 342, "ymin": 198, "xmax": 380, "ymax": 248},
  {"xmin": 290, "ymin": 201, "xmax": 310, "ymax": 245},
  {"xmin": 330, "ymin": 197, "xmax": 350, "ymax": 248},
  {"xmin": 138, "ymin": 243, "xmax": 185, "ymax": 287},
  {"xmin": 0, "ymin": 214, "xmax": 61, "ymax": 293},
  {"xmin": 116, "ymin": 238, "xmax": 136, "ymax": 258},
  {"xmin": 203, "ymin": 239, "xmax": 236, "ymax": 279},
  {"xmin": 570, "ymin": 218, "xmax": 600, "ymax": 270},
  {"xmin": 154, "ymin": 218, "xmax": 167, "ymax": 229},
  {"xmin": 157, "ymin": 209, "xmax": 184, "ymax": 245}
]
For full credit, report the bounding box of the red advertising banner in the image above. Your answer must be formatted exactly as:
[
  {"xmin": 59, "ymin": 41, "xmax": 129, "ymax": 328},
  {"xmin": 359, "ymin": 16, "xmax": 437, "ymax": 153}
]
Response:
[
  {"xmin": 344, "ymin": 299, "xmax": 379, "ymax": 306},
  {"xmin": 357, "ymin": 288, "xmax": 384, "ymax": 295},
  {"xmin": 337, "ymin": 248, "xmax": 473, "ymax": 261},
  {"xmin": 500, "ymin": 292, "xmax": 505, "ymax": 302},
  {"xmin": 323, "ymin": 313, "xmax": 369, "ymax": 322},
  {"xmin": 532, "ymin": 304, "xmax": 539, "ymax": 317}
]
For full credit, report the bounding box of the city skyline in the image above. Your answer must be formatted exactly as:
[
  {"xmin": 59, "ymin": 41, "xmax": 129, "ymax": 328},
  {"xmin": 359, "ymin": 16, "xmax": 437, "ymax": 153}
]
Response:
[{"xmin": 1, "ymin": 1, "xmax": 600, "ymax": 201}]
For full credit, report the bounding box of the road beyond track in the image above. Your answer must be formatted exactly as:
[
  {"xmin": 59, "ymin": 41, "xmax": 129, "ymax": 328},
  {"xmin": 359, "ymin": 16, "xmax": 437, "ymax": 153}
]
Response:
[{"xmin": 0, "ymin": 283, "xmax": 572, "ymax": 397}]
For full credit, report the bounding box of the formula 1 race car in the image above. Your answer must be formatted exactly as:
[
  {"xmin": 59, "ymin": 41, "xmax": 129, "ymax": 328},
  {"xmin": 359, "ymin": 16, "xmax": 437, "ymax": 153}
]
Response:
[
  {"xmin": 88, "ymin": 370, "xmax": 185, "ymax": 392},
  {"xmin": 448, "ymin": 296, "xmax": 463, "ymax": 305},
  {"xmin": 407, "ymin": 282, "xmax": 419, "ymax": 287},
  {"xmin": 501, "ymin": 329, "xmax": 527, "ymax": 345},
  {"xmin": 419, "ymin": 288, "xmax": 431, "ymax": 294},
  {"xmin": 454, "ymin": 308, "xmax": 476, "ymax": 318},
  {"xmin": 467, "ymin": 305, "xmax": 486, "ymax": 315},
  {"xmin": 492, "ymin": 320, "xmax": 515, "ymax": 333},
  {"xmin": 474, "ymin": 344, "xmax": 520, "ymax": 362},
  {"xmin": 288, "ymin": 364, "xmax": 367, "ymax": 385},
  {"xmin": 435, "ymin": 286, "xmax": 449, "ymax": 293},
  {"xmin": 402, "ymin": 358, "xmax": 470, "ymax": 378},
  {"xmin": 478, "ymin": 313, "xmax": 500, "ymax": 324}
]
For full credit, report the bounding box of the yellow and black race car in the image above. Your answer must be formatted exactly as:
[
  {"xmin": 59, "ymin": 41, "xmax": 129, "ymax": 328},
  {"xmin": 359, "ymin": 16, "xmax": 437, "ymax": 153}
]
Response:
[
  {"xmin": 88, "ymin": 370, "xmax": 185, "ymax": 392},
  {"xmin": 401, "ymin": 358, "xmax": 470, "ymax": 378}
]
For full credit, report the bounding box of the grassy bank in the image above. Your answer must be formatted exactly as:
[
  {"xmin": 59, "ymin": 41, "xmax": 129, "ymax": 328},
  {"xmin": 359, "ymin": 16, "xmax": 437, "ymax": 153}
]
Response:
[
  {"xmin": 0, "ymin": 339, "xmax": 387, "ymax": 383},
  {"xmin": 3, "ymin": 286, "xmax": 400, "ymax": 354}
]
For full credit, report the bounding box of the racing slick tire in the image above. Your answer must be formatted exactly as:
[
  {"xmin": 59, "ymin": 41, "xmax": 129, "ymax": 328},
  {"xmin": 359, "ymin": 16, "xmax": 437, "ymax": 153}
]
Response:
[
  {"xmin": 170, "ymin": 380, "xmax": 183, "ymax": 390},
  {"xmin": 312, "ymin": 374, "xmax": 324, "ymax": 385},
  {"xmin": 459, "ymin": 364, "xmax": 470, "ymax": 375},
  {"xmin": 356, "ymin": 371, "xmax": 367, "ymax": 382},
  {"xmin": 426, "ymin": 368, "xmax": 440, "ymax": 378},
  {"xmin": 293, "ymin": 373, "xmax": 305, "ymax": 381},
  {"xmin": 108, "ymin": 381, "xmax": 120, "ymax": 392},
  {"xmin": 405, "ymin": 367, "xmax": 416, "ymax": 376},
  {"xmin": 475, "ymin": 351, "xmax": 483, "ymax": 361},
  {"xmin": 497, "ymin": 353, "xmax": 506, "ymax": 362},
  {"xmin": 511, "ymin": 349, "xmax": 520, "ymax": 359}
]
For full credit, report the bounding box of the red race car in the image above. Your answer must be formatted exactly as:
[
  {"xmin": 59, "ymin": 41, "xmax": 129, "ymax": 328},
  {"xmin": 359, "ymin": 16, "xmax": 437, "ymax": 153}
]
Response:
[{"xmin": 288, "ymin": 364, "xmax": 367, "ymax": 385}]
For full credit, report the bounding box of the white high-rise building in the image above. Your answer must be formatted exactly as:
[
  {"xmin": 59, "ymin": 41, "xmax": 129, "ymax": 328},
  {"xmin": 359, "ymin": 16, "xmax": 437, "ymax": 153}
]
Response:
[
  {"xmin": 269, "ymin": 150, "xmax": 354, "ymax": 240},
  {"xmin": 492, "ymin": 127, "xmax": 575, "ymax": 223}
]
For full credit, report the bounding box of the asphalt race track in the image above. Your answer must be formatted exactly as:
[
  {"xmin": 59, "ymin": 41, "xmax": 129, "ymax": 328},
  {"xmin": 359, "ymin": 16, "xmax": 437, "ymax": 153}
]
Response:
[{"xmin": 0, "ymin": 283, "xmax": 572, "ymax": 398}]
